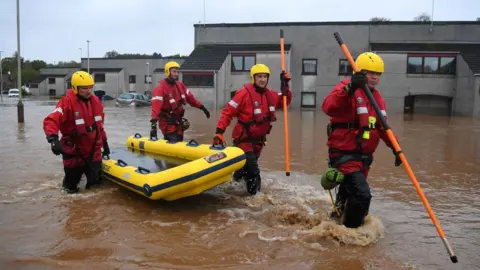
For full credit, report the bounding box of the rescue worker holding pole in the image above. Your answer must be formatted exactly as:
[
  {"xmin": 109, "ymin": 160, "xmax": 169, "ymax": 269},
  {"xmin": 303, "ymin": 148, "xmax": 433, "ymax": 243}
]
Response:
[
  {"xmin": 150, "ymin": 61, "xmax": 211, "ymax": 143},
  {"xmin": 43, "ymin": 70, "xmax": 110, "ymax": 194},
  {"xmin": 321, "ymin": 52, "xmax": 402, "ymax": 228},
  {"xmin": 329, "ymin": 32, "xmax": 458, "ymax": 263},
  {"xmin": 212, "ymin": 64, "xmax": 292, "ymax": 195}
]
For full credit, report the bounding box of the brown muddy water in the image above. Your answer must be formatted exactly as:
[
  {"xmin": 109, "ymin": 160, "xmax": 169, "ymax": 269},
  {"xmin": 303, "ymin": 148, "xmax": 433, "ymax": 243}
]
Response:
[{"xmin": 0, "ymin": 97, "xmax": 479, "ymax": 270}]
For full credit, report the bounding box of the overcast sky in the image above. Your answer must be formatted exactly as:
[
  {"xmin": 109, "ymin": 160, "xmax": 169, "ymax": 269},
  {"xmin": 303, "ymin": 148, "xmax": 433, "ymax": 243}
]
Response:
[{"xmin": 0, "ymin": 0, "xmax": 478, "ymax": 63}]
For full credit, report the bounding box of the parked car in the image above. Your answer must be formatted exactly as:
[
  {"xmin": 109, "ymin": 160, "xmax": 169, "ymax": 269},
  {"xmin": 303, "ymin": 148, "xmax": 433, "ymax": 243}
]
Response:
[
  {"xmin": 115, "ymin": 92, "xmax": 151, "ymax": 107},
  {"xmin": 8, "ymin": 89, "xmax": 20, "ymax": 97}
]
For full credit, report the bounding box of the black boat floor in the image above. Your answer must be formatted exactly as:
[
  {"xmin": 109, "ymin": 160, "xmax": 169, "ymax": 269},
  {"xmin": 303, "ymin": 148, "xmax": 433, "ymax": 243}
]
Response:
[{"xmin": 107, "ymin": 148, "xmax": 187, "ymax": 173}]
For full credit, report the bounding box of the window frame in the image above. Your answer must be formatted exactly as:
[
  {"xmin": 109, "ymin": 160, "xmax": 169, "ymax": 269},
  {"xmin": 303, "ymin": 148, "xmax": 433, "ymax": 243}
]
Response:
[
  {"xmin": 302, "ymin": 58, "xmax": 318, "ymax": 75},
  {"xmin": 300, "ymin": 91, "xmax": 317, "ymax": 109},
  {"xmin": 338, "ymin": 58, "xmax": 355, "ymax": 76},
  {"xmin": 182, "ymin": 72, "xmax": 215, "ymax": 88},
  {"xmin": 129, "ymin": 75, "xmax": 136, "ymax": 84},
  {"xmin": 94, "ymin": 73, "xmax": 106, "ymax": 83},
  {"xmin": 231, "ymin": 53, "xmax": 257, "ymax": 72},
  {"xmin": 406, "ymin": 53, "xmax": 456, "ymax": 75}
]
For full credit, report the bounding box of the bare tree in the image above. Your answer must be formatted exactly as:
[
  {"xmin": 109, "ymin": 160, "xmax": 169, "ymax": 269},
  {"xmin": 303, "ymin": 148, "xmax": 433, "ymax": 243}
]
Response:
[
  {"xmin": 414, "ymin": 12, "xmax": 431, "ymax": 22},
  {"xmin": 370, "ymin": 17, "xmax": 390, "ymax": 22}
]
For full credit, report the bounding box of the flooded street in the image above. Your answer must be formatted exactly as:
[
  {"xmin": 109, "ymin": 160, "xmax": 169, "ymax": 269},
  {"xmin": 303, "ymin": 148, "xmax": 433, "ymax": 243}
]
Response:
[{"xmin": 1, "ymin": 97, "xmax": 479, "ymax": 270}]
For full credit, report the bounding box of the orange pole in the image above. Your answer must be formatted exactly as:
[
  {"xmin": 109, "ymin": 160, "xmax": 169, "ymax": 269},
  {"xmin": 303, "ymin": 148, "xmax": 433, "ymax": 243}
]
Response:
[
  {"xmin": 280, "ymin": 29, "xmax": 290, "ymax": 176},
  {"xmin": 333, "ymin": 32, "xmax": 457, "ymax": 264}
]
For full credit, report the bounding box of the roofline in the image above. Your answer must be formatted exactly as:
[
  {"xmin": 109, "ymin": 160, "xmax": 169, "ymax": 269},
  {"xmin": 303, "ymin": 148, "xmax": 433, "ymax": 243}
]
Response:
[
  {"xmin": 180, "ymin": 70, "xmax": 218, "ymax": 73},
  {"xmin": 374, "ymin": 51, "xmax": 461, "ymax": 54},
  {"xmin": 194, "ymin": 21, "xmax": 480, "ymax": 28},
  {"xmin": 81, "ymin": 56, "xmax": 188, "ymax": 60},
  {"xmin": 41, "ymin": 66, "xmax": 81, "ymax": 69}
]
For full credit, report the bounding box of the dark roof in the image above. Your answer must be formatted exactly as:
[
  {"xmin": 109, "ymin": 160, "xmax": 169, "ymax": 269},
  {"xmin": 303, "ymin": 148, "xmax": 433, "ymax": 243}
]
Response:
[
  {"xmin": 39, "ymin": 74, "xmax": 69, "ymax": 80},
  {"xmin": 81, "ymin": 56, "xmax": 188, "ymax": 60},
  {"xmin": 153, "ymin": 68, "xmax": 165, "ymax": 73},
  {"xmin": 180, "ymin": 43, "xmax": 292, "ymax": 71},
  {"xmin": 194, "ymin": 21, "xmax": 480, "ymax": 28},
  {"xmin": 371, "ymin": 42, "xmax": 480, "ymax": 73}
]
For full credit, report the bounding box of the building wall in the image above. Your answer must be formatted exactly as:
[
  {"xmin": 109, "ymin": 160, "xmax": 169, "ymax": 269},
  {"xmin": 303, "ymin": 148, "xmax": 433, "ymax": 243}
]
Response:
[
  {"xmin": 193, "ymin": 23, "xmax": 480, "ymax": 114},
  {"xmin": 216, "ymin": 51, "xmax": 291, "ymax": 107},
  {"xmin": 376, "ymin": 52, "xmax": 456, "ymax": 114},
  {"xmin": 37, "ymin": 77, "xmax": 68, "ymax": 96},
  {"xmin": 474, "ymin": 76, "xmax": 480, "ymax": 117},
  {"xmin": 92, "ymin": 70, "xmax": 125, "ymax": 98},
  {"xmin": 454, "ymin": 54, "xmax": 475, "ymax": 116},
  {"xmin": 81, "ymin": 58, "xmax": 185, "ymax": 96}
]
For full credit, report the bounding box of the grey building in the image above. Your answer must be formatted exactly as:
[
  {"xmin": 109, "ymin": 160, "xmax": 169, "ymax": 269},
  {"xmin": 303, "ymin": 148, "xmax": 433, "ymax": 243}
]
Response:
[
  {"xmin": 30, "ymin": 67, "xmax": 79, "ymax": 96},
  {"xmin": 188, "ymin": 21, "xmax": 480, "ymax": 116},
  {"xmin": 79, "ymin": 57, "xmax": 186, "ymax": 98}
]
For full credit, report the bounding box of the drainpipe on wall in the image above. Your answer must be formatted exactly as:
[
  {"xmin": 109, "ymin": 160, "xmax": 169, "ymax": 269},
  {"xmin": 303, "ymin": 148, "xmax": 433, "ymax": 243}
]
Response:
[{"xmin": 214, "ymin": 71, "xmax": 217, "ymax": 110}]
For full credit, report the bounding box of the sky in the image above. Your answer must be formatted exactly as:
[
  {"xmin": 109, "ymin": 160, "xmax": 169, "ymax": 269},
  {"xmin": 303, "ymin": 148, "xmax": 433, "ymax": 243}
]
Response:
[{"xmin": 0, "ymin": 0, "xmax": 478, "ymax": 63}]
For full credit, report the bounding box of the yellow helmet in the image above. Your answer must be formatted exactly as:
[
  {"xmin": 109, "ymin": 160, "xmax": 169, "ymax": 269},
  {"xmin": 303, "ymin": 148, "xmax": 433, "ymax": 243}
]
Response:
[
  {"xmin": 355, "ymin": 52, "xmax": 384, "ymax": 73},
  {"xmin": 250, "ymin": 64, "xmax": 271, "ymax": 84},
  {"xmin": 164, "ymin": 61, "xmax": 180, "ymax": 77},
  {"xmin": 71, "ymin": 71, "xmax": 94, "ymax": 94}
]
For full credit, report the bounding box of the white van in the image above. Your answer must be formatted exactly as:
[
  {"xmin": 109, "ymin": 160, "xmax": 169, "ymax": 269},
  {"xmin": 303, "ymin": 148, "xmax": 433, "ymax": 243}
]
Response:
[{"xmin": 8, "ymin": 89, "xmax": 20, "ymax": 97}]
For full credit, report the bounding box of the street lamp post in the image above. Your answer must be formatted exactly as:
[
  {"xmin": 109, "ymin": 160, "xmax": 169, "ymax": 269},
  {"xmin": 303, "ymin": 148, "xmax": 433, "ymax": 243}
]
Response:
[
  {"xmin": 0, "ymin": 50, "xmax": 3, "ymax": 103},
  {"xmin": 86, "ymin": 40, "xmax": 90, "ymax": 73},
  {"xmin": 146, "ymin": 62, "xmax": 150, "ymax": 93},
  {"xmin": 16, "ymin": 0, "xmax": 24, "ymax": 123}
]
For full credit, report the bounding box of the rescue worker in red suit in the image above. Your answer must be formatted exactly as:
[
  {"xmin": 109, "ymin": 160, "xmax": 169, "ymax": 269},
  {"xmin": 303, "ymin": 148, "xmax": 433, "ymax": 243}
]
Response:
[
  {"xmin": 43, "ymin": 71, "xmax": 110, "ymax": 194},
  {"xmin": 212, "ymin": 64, "xmax": 292, "ymax": 195},
  {"xmin": 322, "ymin": 52, "xmax": 402, "ymax": 228},
  {"xmin": 150, "ymin": 61, "xmax": 211, "ymax": 142}
]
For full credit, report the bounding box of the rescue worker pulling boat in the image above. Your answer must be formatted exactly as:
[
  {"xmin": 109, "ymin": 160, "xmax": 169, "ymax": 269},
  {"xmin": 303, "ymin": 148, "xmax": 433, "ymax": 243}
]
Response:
[
  {"xmin": 150, "ymin": 61, "xmax": 211, "ymax": 143},
  {"xmin": 43, "ymin": 70, "xmax": 110, "ymax": 194}
]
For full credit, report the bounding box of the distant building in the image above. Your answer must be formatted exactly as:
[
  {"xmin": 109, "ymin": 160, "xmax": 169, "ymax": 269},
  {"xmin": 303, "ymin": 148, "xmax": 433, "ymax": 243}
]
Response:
[
  {"xmin": 189, "ymin": 21, "xmax": 480, "ymax": 116},
  {"xmin": 29, "ymin": 67, "xmax": 79, "ymax": 96},
  {"xmin": 79, "ymin": 57, "xmax": 186, "ymax": 98}
]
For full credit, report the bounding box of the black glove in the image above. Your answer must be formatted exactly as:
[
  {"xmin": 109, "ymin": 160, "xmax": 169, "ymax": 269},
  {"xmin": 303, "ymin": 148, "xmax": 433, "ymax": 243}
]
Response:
[
  {"xmin": 47, "ymin": 134, "xmax": 63, "ymax": 156},
  {"xmin": 102, "ymin": 140, "xmax": 110, "ymax": 156},
  {"xmin": 150, "ymin": 119, "xmax": 158, "ymax": 139},
  {"xmin": 200, "ymin": 106, "xmax": 210, "ymax": 119},
  {"xmin": 350, "ymin": 71, "xmax": 367, "ymax": 93},
  {"xmin": 392, "ymin": 149, "xmax": 402, "ymax": 167},
  {"xmin": 280, "ymin": 71, "xmax": 291, "ymax": 84}
]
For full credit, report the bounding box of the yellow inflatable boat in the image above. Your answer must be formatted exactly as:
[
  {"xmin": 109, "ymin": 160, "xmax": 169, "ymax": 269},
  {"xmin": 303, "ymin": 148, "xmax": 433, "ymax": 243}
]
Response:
[{"xmin": 101, "ymin": 133, "xmax": 246, "ymax": 201}]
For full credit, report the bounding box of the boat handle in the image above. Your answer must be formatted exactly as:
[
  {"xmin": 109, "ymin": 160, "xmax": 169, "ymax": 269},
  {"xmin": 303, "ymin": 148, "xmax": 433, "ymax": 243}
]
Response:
[
  {"xmin": 137, "ymin": 166, "xmax": 151, "ymax": 174},
  {"xmin": 187, "ymin": 139, "xmax": 199, "ymax": 146},
  {"xmin": 116, "ymin": 159, "xmax": 128, "ymax": 167},
  {"xmin": 102, "ymin": 154, "xmax": 110, "ymax": 160},
  {"xmin": 134, "ymin": 133, "xmax": 142, "ymax": 138}
]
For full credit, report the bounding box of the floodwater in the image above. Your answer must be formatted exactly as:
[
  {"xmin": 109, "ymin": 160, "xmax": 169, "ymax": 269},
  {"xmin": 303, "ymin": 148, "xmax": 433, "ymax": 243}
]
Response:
[{"xmin": 1, "ymin": 97, "xmax": 479, "ymax": 270}]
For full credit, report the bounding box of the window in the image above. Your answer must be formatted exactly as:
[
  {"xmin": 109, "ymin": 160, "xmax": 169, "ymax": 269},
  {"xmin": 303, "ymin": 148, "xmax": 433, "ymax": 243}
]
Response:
[
  {"xmin": 48, "ymin": 77, "xmax": 55, "ymax": 84},
  {"xmin": 407, "ymin": 54, "xmax": 456, "ymax": 75},
  {"xmin": 182, "ymin": 72, "xmax": 214, "ymax": 87},
  {"xmin": 144, "ymin": 75, "xmax": 151, "ymax": 84},
  {"xmin": 29, "ymin": 83, "xmax": 39, "ymax": 88},
  {"xmin": 129, "ymin": 75, "xmax": 136, "ymax": 84},
  {"xmin": 94, "ymin": 73, "xmax": 106, "ymax": 82},
  {"xmin": 302, "ymin": 59, "xmax": 317, "ymax": 75},
  {"xmin": 301, "ymin": 91, "xmax": 316, "ymax": 108},
  {"xmin": 339, "ymin": 59, "xmax": 354, "ymax": 75},
  {"xmin": 231, "ymin": 54, "xmax": 256, "ymax": 72},
  {"xmin": 119, "ymin": 93, "xmax": 134, "ymax": 99}
]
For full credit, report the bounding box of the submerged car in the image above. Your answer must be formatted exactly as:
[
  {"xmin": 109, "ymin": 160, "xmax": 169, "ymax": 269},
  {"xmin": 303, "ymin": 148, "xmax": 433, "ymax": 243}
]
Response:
[{"xmin": 115, "ymin": 92, "xmax": 151, "ymax": 107}]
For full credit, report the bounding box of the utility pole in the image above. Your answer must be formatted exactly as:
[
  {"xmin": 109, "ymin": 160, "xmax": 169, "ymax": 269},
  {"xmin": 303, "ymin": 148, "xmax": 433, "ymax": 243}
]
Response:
[
  {"xmin": 0, "ymin": 50, "xmax": 3, "ymax": 103},
  {"xmin": 86, "ymin": 40, "xmax": 90, "ymax": 73},
  {"xmin": 16, "ymin": 0, "xmax": 24, "ymax": 123}
]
